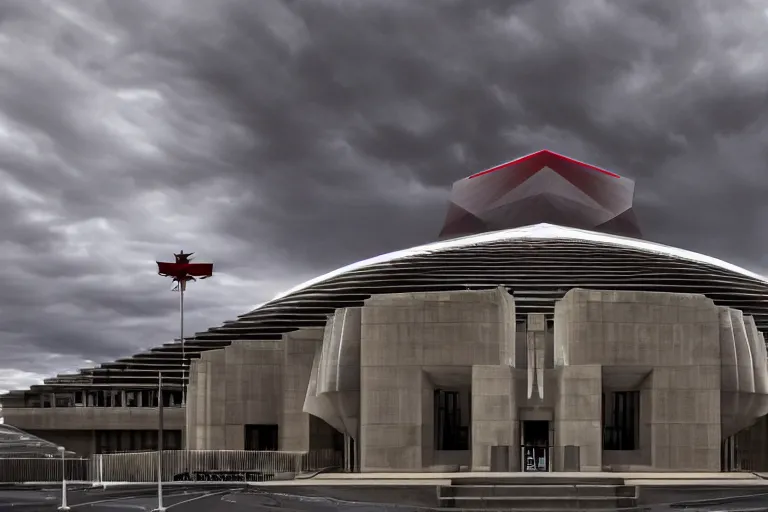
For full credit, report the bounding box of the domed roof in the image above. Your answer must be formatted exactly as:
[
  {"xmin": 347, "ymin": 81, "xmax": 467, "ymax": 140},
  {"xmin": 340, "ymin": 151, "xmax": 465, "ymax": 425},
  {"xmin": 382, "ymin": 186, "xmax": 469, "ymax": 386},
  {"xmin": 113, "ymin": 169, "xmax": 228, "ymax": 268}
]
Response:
[
  {"xmin": 274, "ymin": 223, "xmax": 767, "ymax": 300},
  {"xmin": 227, "ymin": 223, "xmax": 768, "ymax": 332}
]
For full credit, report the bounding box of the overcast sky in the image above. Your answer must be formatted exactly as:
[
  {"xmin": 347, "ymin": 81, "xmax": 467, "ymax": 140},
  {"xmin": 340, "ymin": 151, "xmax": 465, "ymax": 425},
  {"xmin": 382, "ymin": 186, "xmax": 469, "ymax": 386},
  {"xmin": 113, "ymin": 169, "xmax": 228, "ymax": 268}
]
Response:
[{"xmin": 1, "ymin": 0, "xmax": 767, "ymax": 393}]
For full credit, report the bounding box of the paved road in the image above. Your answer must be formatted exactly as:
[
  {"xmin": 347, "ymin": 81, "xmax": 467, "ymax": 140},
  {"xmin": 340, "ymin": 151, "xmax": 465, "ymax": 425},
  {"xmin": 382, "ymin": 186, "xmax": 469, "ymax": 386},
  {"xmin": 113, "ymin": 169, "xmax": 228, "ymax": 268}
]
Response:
[
  {"xmin": 2, "ymin": 483, "xmax": 768, "ymax": 511},
  {"xmin": 0, "ymin": 486, "xmax": 240, "ymax": 511},
  {"xmin": 0, "ymin": 485, "xmax": 426, "ymax": 511}
]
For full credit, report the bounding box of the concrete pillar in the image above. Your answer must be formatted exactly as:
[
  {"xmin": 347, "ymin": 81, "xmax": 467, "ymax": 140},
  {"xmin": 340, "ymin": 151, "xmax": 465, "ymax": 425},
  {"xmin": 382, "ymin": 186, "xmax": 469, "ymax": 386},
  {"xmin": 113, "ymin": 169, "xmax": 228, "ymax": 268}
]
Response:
[
  {"xmin": 554, "ymin": 365, "xmax": 603, "ymax": 471},
  {"xmin": 526, "ymin": 313, "xmax": 546, "ymax": 400},
  {"xmin": 281, "ymin": 328, "xmax": 324, "ymax": 451},
  {"xmin": 471, "ymin": 365, "xmax": 518, "ymax": 471}
]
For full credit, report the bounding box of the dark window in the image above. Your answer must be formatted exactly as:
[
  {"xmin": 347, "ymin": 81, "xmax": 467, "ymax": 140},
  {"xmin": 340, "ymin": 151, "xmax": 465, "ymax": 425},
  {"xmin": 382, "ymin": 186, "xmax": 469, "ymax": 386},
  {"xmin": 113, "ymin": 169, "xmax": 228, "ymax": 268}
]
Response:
[
  {"xmin": 93, "ymin": 430, "xmax": 182, "ymax": 453},
  {"xmin": 164, "ymin": 430, "xmax": 182, "ymax": 450},
  {"xmin": 434, "ymin": 389, "xmax": 469, "ymax": 451},
  {"xmin": 55, "ymin": 394, "xmax": 73, "ymax": 407},
  {"xmin": 129, "ymin": 430, "xmax": 139, "ymax": 451},
  {"xmin": 144, "ymin": 430, "xmax": 157, "ymax": 451},
  {"xmin": 602, "ymin": 391, "xmax": 640, "ymax": 450},
  {"xmin": 245, "ymin": 425, "xmax": 279, "ymax": 451},
  {"xmin": 96, "ymin": 431, "xmax": 109, "ymax": 454}
]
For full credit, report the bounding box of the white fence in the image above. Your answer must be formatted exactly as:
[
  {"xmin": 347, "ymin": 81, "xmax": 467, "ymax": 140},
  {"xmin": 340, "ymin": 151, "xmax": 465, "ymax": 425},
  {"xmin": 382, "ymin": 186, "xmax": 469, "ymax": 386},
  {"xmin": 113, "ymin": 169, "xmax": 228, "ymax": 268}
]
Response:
[
  {"xmin": 0, "ymin": 457, "xmax": 90, "ymax": 483},
  {"xmin": 0, "ymin": 449, "xmax": 341, "ymax": 484}
]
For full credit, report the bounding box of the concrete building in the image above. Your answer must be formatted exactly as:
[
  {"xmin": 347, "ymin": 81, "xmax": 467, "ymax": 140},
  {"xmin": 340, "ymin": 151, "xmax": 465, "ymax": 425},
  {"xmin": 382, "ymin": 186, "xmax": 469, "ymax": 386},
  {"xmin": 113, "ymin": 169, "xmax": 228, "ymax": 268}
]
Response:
[{"xmin": 3, "ymin": 150, "xmax": 768, "ymax": 472}]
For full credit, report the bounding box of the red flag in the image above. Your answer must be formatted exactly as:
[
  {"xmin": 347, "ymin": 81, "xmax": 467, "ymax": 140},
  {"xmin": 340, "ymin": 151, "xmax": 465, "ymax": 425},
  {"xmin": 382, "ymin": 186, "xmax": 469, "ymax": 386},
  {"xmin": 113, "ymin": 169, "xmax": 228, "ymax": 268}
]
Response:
[{"xmin": 157, "ymin": 251, "xmax": 213, "ymax": 291}]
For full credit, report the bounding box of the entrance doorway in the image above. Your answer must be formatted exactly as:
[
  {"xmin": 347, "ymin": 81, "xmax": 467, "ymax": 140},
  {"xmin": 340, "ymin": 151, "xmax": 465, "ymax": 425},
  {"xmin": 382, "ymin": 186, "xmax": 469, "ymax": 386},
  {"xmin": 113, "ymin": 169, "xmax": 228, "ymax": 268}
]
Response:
[{"xmin": 521, "ymin": 420, "xmax": 549, "ymax": 472}]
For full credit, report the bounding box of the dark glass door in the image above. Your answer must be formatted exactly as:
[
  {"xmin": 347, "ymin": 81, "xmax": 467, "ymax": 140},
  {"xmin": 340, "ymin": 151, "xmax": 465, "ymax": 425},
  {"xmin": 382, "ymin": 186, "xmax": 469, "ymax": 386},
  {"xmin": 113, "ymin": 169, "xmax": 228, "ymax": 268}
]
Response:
[
  {"xmin": 435, "ymin": 389, "xmax": 466, "ymax": 450},
  {"xmin": 522, "ymin": 420, "xmax": 549, "ymax": 472}
]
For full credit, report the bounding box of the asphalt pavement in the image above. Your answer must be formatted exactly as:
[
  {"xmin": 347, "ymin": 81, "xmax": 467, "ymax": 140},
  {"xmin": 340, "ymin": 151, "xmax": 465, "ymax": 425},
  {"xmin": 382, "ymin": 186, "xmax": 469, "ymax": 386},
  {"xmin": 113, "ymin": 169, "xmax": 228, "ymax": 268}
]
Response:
[
  {"xmin": 2, "ymin": 483, "xmax": 768, "ymax": 511},
  {"xmin": 0, "ymin": 485, "xmax": 428, "ymax": 511}
]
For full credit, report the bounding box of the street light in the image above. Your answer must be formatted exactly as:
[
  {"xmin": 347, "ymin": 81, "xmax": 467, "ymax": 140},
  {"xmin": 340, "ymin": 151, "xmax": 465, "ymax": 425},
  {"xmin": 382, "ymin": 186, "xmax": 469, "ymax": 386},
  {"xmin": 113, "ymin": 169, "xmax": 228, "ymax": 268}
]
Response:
[{"xmin": 57, "ymin": 446, "xmax": 69, "ymax": 511}]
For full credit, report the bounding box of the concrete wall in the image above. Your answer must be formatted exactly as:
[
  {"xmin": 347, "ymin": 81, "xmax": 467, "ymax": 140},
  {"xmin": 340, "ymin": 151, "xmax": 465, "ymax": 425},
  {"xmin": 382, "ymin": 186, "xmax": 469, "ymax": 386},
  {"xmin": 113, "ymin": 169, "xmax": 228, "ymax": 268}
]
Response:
[
  {"xmin": 2, "ymin": 406, "xmax": 184, "ymax": 431},
  {"xmin": 553, "ymin": 365, "xmax": 602, "ymax": 471},
  {"xmin": 187, "ymin": 340, "xmax": 282, "ymax": 449},
  {"xmin": 554, "ymin": 289, "xmax": 724, "ymax": 471},
  {"xmin": 358, "ymin": 288, "xmax": 516, "ymax": 472},
  {"xmin": 186, "ymin": 328, "xmax": 337, "ymax": 452},
  {"xmin": 281, "ymin": 328, "xmax": 324, "ymax": 451},
  {"xmin": 471, "ymin": 365, "xmax": 518, "ymax": 470}
]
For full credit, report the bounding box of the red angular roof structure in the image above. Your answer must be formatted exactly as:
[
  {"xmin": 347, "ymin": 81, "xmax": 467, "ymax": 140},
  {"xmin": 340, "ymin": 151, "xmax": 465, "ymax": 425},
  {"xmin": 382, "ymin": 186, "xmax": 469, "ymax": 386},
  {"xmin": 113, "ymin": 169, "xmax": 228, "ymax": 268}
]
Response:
[{"xmin": 438, "ymin": 149, "xmax": 642, "ymax": 239}]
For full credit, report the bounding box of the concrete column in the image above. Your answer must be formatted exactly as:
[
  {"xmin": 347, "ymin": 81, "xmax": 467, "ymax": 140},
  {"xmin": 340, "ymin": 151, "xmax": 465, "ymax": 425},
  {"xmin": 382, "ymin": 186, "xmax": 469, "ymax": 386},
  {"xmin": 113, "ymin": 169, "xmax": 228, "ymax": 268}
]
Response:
[
  {"xmin": 554, "ymin": 365, "xmax": 602, "ymax": 471},
  {"xmin": 526, "ymin": 313, "xmax": 546, "ymax": 400},
  {"xmin": 281, "ymin": 328, "xmax": 324, "ymax": 451},
  {"xmin": 471, "ymin": 365, "xmax": 518, "ymax": 471},
  {"xmin": 359, "ymin": 367, "xmax": 424, "ymax": 471}
]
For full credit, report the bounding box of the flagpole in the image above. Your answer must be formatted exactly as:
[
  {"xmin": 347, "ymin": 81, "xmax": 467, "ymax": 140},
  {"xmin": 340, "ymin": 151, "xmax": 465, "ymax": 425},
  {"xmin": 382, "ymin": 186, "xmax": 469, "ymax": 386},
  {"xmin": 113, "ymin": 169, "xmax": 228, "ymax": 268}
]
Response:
[
  {"xmin": 180, "ymin": 281, "xmax": 185, "ymax": 407},
  {"xmin": 153, "ymin": 371, "xmax": 165, "ymax": 512}
]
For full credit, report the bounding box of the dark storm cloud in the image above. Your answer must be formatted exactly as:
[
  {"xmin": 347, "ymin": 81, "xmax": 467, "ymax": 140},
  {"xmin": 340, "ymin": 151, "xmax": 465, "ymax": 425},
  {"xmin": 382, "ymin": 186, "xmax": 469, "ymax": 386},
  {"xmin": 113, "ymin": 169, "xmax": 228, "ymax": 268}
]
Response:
[{"xmin": 0, "ymin": 0, "xmax": 767, "ymax": 390}]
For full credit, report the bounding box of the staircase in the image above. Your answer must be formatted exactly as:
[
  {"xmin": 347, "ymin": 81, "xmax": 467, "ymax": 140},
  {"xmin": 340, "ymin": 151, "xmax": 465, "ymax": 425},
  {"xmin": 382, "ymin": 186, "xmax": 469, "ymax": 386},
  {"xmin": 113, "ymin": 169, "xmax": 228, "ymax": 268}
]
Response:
[{"xmin": 438, "ymin": 475, "xmax": 639, "ymax": 510}]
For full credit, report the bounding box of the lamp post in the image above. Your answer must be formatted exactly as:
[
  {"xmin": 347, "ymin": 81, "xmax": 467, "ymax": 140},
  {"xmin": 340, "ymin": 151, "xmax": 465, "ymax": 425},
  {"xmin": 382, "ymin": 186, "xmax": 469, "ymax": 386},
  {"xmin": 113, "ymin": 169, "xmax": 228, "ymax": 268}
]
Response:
[
  {"xmin": 152, "ymin": 371, "xmax": 165, "ymax": 512},
  {"xmin": 57, "ymin": 446, "xmax": 69, "ymax": 511}
]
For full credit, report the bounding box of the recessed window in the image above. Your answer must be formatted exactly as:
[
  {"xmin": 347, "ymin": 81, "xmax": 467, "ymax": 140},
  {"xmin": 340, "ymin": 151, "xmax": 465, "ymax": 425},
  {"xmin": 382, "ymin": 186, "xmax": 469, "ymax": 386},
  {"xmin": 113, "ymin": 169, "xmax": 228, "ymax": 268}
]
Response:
[
  {"xmin": 602, "ymin": 391, "xmax": 639, "ymax": 450},
  {"xmin": 245, "ymin": 425, "xmax": 279, "ymax": 451},
  {"xmin": 434, "ymin": 389, "xmax": 469, "ymax": 451}
]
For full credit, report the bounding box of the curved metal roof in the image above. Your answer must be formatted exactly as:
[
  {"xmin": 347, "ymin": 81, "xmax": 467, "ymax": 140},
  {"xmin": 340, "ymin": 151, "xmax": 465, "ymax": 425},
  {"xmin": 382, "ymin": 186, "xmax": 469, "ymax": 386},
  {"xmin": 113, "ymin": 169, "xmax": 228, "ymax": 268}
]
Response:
[{"xmin": 267, "ymin": 223, "xmax": 768, "ymax": 303}]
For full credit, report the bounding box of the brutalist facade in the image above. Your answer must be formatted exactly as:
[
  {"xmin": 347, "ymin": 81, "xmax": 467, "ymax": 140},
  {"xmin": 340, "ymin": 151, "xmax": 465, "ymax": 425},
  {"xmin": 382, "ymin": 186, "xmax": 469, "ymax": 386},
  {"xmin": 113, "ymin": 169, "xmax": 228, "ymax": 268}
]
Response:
[{"xmin": 186, "ymin": 285, "xmax": 768, "ymax": 472}]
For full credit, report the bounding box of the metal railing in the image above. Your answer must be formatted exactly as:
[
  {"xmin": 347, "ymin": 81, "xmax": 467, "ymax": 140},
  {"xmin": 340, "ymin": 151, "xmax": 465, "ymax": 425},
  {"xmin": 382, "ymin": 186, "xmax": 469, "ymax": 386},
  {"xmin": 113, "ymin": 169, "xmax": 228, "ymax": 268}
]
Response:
[
  {"xmin": 92, "ymin": 449, "xmax": 341, "ymax": 483},
  {"xmin": 0, "ymin": 457, "xmax": 90, "ymax": 483},
  {"xmin": 0, "ymin": 449, "xmax": 341, "ymax": 484}
]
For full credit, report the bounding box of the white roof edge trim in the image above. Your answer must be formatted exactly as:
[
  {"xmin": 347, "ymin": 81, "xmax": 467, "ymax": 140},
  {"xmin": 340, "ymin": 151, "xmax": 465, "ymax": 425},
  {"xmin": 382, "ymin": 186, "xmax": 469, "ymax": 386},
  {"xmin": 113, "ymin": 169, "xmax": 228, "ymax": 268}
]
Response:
[{"xmin": 265, "ymin": 223, "xmax": 768, "ymax": 306}]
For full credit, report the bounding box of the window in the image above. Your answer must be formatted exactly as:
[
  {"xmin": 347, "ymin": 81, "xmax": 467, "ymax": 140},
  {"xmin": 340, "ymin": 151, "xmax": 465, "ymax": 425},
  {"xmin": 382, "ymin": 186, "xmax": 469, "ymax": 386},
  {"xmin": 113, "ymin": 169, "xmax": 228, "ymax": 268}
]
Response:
[
  {"xmin": 245, "ymin": 425, "xmax": 279, "ymax": 451},
  {"xmin": 164, "ymin": 430, "xmax": 182, "ymax": 450},
  {"xmin": 143, "ymin": 430, "xmax": 157, "ymax": 451},
  {"xmin": 55, "ymin": 394, "xmax": 73, "ymax": 407},
  {"xmin": 95, "ymin": 430, "xmax": 181, "ymax": 453},
  {"xmin": 434, "ymin": 389, "xmax": 469, "ymax": 451},
  {"xmin": 602, "ymin": 391, "xmax": 639, "ymax": 450}
]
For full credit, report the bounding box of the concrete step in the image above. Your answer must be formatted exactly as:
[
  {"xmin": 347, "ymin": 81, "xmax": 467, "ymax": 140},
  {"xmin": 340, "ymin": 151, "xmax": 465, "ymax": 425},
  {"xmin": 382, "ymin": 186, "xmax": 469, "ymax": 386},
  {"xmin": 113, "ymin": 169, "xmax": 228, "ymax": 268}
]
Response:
[
  {"xmin": 449, "ymin": 476, "xmax": 626, "ymax": 486},
  {"xmin": 440, "ymin": 495, "xmax": 637, "ymax": 510},
  {"xmin": 441, "ymin": 484, "xmax": 636, "ymax": 498}
]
